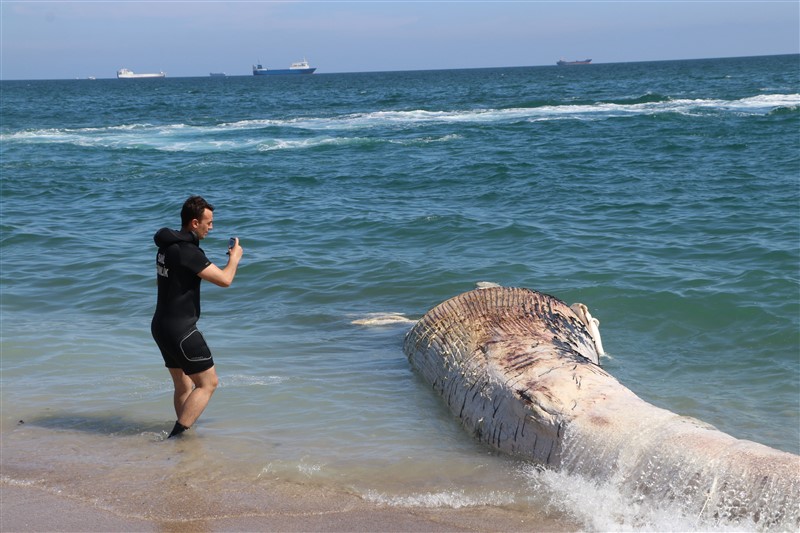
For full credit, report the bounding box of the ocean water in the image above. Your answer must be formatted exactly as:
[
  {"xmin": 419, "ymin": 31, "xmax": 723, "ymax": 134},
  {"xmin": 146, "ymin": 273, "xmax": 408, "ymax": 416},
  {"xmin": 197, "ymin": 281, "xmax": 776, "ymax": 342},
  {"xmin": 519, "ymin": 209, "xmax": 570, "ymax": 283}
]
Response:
[{"xmin": 1, "ymin": 55, "xmax": 798, "ymax": 530}]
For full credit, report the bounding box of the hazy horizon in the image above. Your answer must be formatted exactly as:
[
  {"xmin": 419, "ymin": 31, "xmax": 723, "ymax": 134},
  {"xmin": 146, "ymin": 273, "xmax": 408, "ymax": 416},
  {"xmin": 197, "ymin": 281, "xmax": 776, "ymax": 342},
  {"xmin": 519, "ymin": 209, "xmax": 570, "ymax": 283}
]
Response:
[
  {"xmin": 2, "ymin": 52, "xmax": 799, "ymax": 82},
  {"xmin": 2, "ymin": 1, "xmax": 798, "ymax": 81}
]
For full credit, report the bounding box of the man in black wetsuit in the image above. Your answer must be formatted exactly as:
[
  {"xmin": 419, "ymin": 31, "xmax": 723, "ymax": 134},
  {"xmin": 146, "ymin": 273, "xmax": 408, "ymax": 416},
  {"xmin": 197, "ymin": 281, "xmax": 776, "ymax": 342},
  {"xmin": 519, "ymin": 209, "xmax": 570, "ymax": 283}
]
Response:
[{"xmin": 151, "ymin": 195, "xmax": 243, "ymax": 438}]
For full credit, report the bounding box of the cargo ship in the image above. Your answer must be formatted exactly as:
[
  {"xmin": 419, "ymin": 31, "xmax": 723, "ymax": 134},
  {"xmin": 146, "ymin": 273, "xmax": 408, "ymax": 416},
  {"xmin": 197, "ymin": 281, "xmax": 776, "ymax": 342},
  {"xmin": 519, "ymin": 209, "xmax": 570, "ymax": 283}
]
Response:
[
  {"xmin": 557, "ymin": 59, "xmax": 592, "ymax": 66},
  {"xmin": 252, "ymin": 58, "xmax": 316, "ymax": 76},
  {"xmin": 117, "ymin": 68, "xmax": 166, "ymax": 79}
]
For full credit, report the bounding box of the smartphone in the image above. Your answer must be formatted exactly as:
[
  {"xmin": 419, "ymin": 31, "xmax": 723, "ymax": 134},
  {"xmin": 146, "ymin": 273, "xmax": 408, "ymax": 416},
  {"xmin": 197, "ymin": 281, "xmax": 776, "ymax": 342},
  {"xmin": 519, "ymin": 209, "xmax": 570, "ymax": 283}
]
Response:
[{"xmin": 228, "ymin": 237, "xmax": 236, "ymax": 249}]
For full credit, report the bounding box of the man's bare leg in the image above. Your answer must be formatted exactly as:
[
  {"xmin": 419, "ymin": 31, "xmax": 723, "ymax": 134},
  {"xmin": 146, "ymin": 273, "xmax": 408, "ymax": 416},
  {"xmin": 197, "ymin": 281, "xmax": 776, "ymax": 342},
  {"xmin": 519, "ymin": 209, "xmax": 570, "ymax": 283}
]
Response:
[
  {"xmin": 169, "ymin": 368, "xmax": 194, "ymax": 418},
  {"xmin": 167, "ymin": 366, "xmax": 219, "ymax": 437}
]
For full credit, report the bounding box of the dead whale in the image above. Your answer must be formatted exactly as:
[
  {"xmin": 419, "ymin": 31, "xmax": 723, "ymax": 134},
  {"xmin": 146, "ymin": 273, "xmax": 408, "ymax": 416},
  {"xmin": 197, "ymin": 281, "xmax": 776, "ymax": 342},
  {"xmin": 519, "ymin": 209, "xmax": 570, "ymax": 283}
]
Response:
[{"xmin": 403, "ymin": 286, "xmax": 799, "ymax": 527}]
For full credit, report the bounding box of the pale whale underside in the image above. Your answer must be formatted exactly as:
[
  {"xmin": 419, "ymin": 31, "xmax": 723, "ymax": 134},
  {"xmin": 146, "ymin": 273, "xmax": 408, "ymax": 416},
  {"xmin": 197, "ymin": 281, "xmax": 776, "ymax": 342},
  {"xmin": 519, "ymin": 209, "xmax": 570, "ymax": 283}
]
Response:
[{"xmin": 403, "ymin": 287, "xmax": 799, "ymax": 528}]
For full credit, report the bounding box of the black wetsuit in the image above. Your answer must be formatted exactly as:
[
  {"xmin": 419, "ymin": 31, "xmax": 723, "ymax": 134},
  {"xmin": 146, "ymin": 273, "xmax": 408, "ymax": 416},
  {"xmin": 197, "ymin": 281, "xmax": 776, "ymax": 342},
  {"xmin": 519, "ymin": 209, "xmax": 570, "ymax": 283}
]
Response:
[{"xmin": 151, "ymin": 228, "xmax": 214, "ymax": 375}]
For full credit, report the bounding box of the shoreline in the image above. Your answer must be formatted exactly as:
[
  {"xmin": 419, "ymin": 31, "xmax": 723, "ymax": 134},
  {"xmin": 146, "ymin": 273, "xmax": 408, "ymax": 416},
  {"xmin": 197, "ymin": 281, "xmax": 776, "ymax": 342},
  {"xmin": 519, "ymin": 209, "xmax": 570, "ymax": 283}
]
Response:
[
  {"xmin": 0, "ymin": 422, "xmax": 579, "ymax": 532},
  {"xmin": 0, "ymin": 481, "xmax": 574, "ymax": 532}
]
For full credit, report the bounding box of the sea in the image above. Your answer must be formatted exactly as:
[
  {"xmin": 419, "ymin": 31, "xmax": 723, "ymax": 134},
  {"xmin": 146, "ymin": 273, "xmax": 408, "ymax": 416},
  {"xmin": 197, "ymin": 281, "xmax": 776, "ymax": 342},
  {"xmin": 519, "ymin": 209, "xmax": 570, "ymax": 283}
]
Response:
[{"xmin": 1, "ymin": 54, "xmax": 799, "ymax": 531}]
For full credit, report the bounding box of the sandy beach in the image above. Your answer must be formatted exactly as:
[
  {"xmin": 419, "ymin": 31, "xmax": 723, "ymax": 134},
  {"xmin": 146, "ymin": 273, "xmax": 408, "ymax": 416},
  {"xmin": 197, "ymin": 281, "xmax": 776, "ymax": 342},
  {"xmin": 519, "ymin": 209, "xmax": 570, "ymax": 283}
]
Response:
[
  {"xmin": 0, "ymin": 419, "xmax": 579, "ymax": 533},
  {"xmin": 1, "ymin": 482, "xmax": 572, "ymax": 532}
]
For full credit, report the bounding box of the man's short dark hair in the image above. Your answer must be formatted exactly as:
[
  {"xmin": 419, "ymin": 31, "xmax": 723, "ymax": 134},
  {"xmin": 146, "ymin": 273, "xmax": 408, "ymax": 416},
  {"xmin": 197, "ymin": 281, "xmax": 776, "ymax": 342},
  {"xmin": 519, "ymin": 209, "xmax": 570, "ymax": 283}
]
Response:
[{"xmin": 181, "ymin": 196, "xmax": 215, "ymax": 227}]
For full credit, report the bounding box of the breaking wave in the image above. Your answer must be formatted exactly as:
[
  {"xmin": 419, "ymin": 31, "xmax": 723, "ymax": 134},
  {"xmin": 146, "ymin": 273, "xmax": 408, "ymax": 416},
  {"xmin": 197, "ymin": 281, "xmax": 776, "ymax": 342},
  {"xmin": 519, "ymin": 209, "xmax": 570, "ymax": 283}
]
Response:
[{"xmin": 3, "ymin": 94, "xmax": 796, "ymax": 153}]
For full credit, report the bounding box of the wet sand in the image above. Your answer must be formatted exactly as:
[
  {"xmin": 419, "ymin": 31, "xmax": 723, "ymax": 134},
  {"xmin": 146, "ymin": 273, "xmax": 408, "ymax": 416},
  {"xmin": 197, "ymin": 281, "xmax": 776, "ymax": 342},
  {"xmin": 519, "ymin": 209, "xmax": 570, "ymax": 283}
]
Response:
[
  {"xmin": 1, "ymin": 482, "xmax": 573, "ymax": 532},
  {"xmin": 0, "ymin": 423, "xmax": 578, "ymax": 532}
]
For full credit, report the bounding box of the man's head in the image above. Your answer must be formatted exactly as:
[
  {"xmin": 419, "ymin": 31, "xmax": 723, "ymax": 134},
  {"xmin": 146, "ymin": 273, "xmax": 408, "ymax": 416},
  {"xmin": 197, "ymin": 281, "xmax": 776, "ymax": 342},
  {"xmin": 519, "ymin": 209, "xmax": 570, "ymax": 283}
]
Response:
[{"xmin": 181, "ymin": 195, "xmax": 214, "ymax": 239}]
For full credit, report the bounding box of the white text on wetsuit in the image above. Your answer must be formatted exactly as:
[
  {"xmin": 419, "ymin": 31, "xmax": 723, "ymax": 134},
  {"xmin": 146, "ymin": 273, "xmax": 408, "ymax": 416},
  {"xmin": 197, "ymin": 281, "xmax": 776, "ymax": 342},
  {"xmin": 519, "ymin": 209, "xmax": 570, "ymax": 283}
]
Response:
[{"xmin": 157, "ymin": 252, "xmax": 169, "ymax": 278}]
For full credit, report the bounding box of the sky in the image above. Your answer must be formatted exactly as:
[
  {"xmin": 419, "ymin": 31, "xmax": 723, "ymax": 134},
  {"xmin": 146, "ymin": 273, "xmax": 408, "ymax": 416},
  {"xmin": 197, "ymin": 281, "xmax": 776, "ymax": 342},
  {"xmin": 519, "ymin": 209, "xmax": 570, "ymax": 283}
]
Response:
[{"xmin": 1, "ymin": 1, "xmax": 798, "ymax": 80}]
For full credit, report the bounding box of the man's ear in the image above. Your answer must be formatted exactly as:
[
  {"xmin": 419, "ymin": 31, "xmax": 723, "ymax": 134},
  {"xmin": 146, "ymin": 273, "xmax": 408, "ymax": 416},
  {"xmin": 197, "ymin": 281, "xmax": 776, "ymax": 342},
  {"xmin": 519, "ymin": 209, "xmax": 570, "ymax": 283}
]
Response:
[{"xmin": 189, "ymin": 218, "xmax": 200, "ymax": 230}]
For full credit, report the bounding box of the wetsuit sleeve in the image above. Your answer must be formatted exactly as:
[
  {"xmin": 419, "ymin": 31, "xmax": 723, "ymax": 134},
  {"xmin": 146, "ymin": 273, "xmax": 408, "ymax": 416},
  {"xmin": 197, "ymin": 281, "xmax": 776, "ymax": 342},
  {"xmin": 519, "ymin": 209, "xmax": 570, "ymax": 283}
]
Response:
[{"xmin": 181, "ymin": 245, "xmax": 212, "ymax": 275}]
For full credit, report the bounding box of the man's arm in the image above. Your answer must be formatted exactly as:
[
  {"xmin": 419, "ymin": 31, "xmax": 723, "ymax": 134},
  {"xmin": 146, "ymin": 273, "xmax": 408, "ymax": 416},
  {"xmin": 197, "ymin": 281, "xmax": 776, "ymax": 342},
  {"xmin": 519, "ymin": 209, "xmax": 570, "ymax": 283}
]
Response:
[{"xmin": 198, "ymin": 243, "xmax": 242, "ymax": 288}]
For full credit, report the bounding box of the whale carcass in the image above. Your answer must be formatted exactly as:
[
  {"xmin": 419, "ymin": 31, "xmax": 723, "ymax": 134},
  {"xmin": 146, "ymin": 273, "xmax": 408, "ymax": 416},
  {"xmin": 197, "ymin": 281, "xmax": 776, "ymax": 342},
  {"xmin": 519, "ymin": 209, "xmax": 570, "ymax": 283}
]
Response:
[{"xmin": 403, "ymin": 287, "xmax": 799, "ymax": 527}]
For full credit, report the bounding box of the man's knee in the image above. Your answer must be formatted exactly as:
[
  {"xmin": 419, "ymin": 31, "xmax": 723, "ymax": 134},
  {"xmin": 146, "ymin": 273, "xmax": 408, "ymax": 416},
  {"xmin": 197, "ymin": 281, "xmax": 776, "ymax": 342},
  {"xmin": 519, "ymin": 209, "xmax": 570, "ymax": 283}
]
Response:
[{"xmin": 192, "ymin": 366, "xmax": 218, "ymax": 390}]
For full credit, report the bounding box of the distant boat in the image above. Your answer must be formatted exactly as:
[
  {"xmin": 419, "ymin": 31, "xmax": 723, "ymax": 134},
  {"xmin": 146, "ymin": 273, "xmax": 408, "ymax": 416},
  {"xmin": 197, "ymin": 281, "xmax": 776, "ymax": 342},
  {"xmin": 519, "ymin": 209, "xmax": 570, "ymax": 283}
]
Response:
[
  {"xmin": 117, "ymin": 68, "xmax": 166, "ymax": 79},
  {"xmin": 209, "ymin": 72, "xmax": 227, "ymax": 77},
  {"xmin": 252, "ymin": 58, "xmax": 316, "ymax": 76},
  {"xmin": 557, "ymin": 59, "xmax": 592, "ymax": 66}
]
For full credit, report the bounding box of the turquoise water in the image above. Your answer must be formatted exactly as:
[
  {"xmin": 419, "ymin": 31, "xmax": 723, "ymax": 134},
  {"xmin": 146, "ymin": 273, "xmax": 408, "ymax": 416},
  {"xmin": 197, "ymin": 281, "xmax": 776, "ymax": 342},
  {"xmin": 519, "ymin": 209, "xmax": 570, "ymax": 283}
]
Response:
[{"xmin": 1, "ymin": 55, "xmax": 798, "ymax": 530}]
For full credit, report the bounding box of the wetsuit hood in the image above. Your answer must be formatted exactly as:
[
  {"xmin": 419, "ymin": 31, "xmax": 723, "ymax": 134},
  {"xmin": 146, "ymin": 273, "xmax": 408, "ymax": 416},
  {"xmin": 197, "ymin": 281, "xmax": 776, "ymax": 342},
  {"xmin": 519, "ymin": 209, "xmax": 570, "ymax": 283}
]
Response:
[{"xmin": 154, "ymin": 227, "xmax": 199, "ymax": 248}]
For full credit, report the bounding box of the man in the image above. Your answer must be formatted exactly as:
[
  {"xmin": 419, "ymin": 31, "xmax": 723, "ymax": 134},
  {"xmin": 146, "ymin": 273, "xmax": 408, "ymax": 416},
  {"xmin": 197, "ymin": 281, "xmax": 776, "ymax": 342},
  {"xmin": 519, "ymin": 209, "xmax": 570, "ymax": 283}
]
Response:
[{"xmin": 151, "ymin": 195, "xmax": 243, "ymax": 438}]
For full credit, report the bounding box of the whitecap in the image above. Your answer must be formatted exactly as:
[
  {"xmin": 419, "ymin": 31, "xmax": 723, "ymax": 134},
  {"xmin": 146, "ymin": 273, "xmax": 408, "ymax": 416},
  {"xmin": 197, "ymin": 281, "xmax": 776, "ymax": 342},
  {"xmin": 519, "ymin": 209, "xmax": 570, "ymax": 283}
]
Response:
[{"xmin": 5, "ymin": 94, "xmax": 796, "ymax": 153}]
